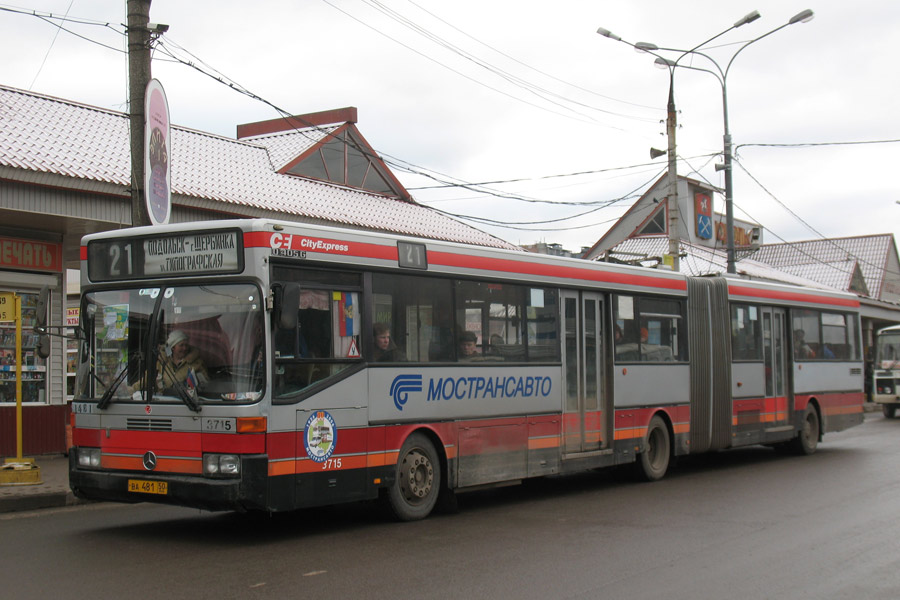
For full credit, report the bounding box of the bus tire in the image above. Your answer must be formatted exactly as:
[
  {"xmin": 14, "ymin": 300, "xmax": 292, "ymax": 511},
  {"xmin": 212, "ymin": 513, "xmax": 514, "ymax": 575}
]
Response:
[
  {"xmin": 386, "ymin": 433, "xmax": 441, "ymax": 521},
  {"xmin": 788, "ymin": 404, "xmax": 820, "ymax": 456},
  {"xmin": 883, "ymin": 404, "xmax": 896, "ymax": 419},
  {"xmin": 635, "ymin": 415, "xmax": 670, "ymax": 482}
]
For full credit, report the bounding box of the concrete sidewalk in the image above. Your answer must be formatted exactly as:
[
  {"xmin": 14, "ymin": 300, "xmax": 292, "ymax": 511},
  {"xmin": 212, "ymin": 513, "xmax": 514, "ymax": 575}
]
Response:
[{"xmin": 0, "ymin": 454, "xmax": 86, "ymax": 513}]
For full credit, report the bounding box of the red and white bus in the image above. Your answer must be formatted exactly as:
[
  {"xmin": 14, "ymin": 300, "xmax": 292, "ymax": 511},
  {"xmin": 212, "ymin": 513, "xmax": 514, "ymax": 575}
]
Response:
[
  {"xmin": 872, "ymin": 324, "xmax": 900, "ymax": 417},
  {"xmin": 69, "ymin": 219, "xmax": 864, "ymax": 520}
]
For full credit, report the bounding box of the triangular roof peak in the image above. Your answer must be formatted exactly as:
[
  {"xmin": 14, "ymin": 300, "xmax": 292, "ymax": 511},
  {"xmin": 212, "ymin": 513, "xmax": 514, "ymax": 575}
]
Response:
[{"xmin": 236, "ymin": 107, "xmax": 358, "ymax": 139}]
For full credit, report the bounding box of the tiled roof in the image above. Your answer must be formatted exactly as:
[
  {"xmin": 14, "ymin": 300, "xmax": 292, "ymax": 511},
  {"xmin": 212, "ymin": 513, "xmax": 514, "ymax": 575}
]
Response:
[
  {"xmin": 601, "ymin": 236, "xmax": 833, "ymax": 289},
  {"xmin": 755, "ymin": 235, "xmax": 893, "ymax": 297},
  {"xmin": 0, "ymin": 85, "xmax": 516, "ymax": 250},
  {"xmin": 241, "ymin": 126, "xmax": 337, "ymax": 172}
]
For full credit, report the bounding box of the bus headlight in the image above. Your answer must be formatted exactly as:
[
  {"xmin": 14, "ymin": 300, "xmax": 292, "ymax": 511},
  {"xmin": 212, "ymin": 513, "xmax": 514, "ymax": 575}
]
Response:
[
  {"xmin": 203, "ymin": 454, "xmax": 241, "ymax": 477},
  {"xmin": 77, "ymin": 447, "xmax": 101, "ymax": 469}
]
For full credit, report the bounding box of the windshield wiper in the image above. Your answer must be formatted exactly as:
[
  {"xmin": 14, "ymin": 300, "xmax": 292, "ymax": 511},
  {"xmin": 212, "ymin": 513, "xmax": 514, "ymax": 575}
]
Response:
[
  {"xmin": 97, "ymin": 350, "xmax": 144, "ymax": 410},
  {"xmin": 153, "ymin": 345, "xmax": 202, "ymax": 413}
]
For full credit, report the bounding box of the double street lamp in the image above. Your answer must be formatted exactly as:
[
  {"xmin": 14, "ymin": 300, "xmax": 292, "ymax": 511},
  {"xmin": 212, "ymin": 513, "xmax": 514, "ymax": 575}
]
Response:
[{"xmin": 598, "ymin": 9, "xmax": 814, "ymax": 274}]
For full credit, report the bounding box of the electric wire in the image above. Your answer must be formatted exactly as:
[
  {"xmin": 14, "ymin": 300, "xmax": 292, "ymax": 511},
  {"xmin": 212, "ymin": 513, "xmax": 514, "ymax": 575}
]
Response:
[
  {"xmin": 405, "ymin": 0, "xmax": 661, "ymax": 112},
  {"xmin": 28, "ymin": 0, "xmax": 75, "ymax": 89},
  {"xmin": 359, "ymin": 0, "xmax": 659, "ymax": 125}
]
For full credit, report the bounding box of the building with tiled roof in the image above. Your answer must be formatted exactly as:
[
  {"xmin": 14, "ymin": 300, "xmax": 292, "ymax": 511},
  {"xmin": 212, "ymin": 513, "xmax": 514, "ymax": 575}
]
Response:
[
  {"xmin": 0, "ymin": 83, "xmax": 515, "ymax": 455},
  {"xmin": 754, "ymin": 235, "xmax": 899, "ymax": 302},
  {"xmin": 583, "ymin": 173, "xmax": 900, "ymax": 349},
  {"xmin": 0, "ymin": 85, "xmax": 515, "ymax": 258}
]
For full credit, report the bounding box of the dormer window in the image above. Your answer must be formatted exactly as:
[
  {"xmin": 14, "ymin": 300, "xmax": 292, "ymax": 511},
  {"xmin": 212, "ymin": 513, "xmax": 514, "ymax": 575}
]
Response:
[{"xmin": 285, "ymin": 128, "xmax": 398, "ymax": 197}]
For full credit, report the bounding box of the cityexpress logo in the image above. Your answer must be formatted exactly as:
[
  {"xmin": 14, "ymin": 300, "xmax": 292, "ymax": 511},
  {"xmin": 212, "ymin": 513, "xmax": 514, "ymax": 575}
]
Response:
[{"xmin": 389, "ymin": 374, "xmax": 553, "ymax": 411}]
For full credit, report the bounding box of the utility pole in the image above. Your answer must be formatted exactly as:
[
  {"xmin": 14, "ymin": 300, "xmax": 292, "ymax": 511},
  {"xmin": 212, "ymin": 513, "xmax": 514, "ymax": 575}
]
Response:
[
  {"xmin": 127, "ymin": 0, "xmax": 152, "ymax": 227},
  {"xmin": 664, "ymin": 76, "xmax": 680, "ymax": 272}
]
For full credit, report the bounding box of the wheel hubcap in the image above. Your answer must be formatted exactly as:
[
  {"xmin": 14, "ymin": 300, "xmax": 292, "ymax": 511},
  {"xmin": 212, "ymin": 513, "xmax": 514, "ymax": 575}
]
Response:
[{"xmin": 400, "ymin": 448, "xmax": 433, "ymax": 503}]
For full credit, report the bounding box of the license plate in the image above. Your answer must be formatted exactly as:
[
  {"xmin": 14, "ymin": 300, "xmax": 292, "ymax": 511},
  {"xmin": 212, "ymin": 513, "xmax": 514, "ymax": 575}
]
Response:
[{"xmin": 127, "ymin": 479, "xmax": 168, "ymax": 495}]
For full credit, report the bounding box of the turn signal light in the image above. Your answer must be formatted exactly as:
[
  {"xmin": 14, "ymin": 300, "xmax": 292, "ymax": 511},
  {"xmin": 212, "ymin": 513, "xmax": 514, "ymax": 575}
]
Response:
[{"xmin": 236, "ymin": 417, "xmax": 267, "ymax": 433}]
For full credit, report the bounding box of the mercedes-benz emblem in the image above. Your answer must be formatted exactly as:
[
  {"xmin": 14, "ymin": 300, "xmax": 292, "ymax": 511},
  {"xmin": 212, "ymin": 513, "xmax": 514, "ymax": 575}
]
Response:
[{"xmin": 142, "ymin": 451, "xmax": 158, "ymax": 471}]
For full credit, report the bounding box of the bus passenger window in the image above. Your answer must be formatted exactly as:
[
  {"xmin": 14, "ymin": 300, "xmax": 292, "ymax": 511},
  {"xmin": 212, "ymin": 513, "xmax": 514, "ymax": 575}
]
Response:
[
  {"xmin": 371, "ymin": 273, "xmax": 452, "ymax": 363},
  {"xmin": 614, "ymin": 294, "xmax": 685, "ymax": 363},
  {"xmin": 270, "ymin": 267, "xmax": 364, "ymax": 400}
]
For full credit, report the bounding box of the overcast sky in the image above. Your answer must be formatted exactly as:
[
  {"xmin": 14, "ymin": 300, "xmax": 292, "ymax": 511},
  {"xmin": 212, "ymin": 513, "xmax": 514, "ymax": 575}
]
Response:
[{"xmin": 2, "ymin": 0, "xmax": 897, "ymax": 252}]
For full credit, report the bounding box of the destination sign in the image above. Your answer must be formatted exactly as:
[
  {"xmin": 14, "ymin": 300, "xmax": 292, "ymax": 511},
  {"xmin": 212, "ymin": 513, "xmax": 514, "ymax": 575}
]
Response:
[
  {"xmin": 143, "ymin": 232, "xmax": 240, "ymax": 275},
  {"xmin": 87, "ymin": 229, "xmax": 243, "ymax": 282}
]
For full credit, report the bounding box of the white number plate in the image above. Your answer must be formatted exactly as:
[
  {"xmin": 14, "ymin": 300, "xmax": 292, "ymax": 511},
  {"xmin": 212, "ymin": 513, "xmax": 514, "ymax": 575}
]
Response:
[{"xmin": 202, "ymin": 417, "xmax": 236, "ymax": 432}]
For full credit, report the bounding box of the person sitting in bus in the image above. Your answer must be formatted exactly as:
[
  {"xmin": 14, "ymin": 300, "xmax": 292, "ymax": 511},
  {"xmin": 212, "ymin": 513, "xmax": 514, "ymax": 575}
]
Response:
[
  {"xmin": 157, "ymin": 329, "xmax": 209, "ymax": 392},
  {"xmin": 458, "ymin": 331, "xmax": 480, "ymax": 360},
  {"xmin": 373, "ymin": 323, "xmax": 406, "ymax": 362},
  {"xmin": 130, "ymin": 329, "xmax": 209, "ymax": 394},
  {"xmin": 794, "ymin": 329, "xmax": 815, "ymax": 359}
]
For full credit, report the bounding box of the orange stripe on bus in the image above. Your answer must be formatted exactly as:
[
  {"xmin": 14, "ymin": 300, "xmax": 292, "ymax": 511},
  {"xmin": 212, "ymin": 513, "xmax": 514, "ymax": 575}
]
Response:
[
  {"xmin": 614, "ymin": 428, "xmax": 646, "ymax": 441},
  {"xmin": 528, "ymin": 437, "xmax": 559, "ymax": 450}
]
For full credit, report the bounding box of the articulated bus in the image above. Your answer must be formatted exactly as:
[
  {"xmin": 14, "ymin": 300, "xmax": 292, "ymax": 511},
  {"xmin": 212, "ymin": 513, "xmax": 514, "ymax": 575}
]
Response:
[
  {"xmin": 69, "ymin": 219, "xmax": 864, "ymax": 520},
  {"xmin": 873, "ymin": 324, "xmax": 900, "ymax": 418}
]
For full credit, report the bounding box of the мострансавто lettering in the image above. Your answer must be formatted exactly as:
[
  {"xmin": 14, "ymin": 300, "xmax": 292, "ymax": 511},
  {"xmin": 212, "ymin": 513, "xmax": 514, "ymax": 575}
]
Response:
[{"xmin": 427, "ymin": 376, "xmax": 552, "ymax": 401}]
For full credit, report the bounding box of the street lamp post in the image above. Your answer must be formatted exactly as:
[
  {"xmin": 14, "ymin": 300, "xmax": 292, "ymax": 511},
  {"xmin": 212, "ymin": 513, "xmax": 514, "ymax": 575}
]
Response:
[{"xmin": 598, "ymin": 9, "xmax": 814, "ymax": 274}]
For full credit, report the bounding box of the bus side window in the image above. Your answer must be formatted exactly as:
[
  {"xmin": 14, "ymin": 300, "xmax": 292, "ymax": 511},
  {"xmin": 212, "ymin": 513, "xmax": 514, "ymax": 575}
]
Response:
[{"xmin": 371, "ymin": 273, "xmax": 452, "ymax": 363}]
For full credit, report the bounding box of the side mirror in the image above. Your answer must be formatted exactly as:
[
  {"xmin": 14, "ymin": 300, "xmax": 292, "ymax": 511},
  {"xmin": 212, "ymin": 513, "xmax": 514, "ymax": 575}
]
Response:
[
  {"xmin": 34, "ymin": 286, "xmax": 50, "ymax": 331},
  {"xmin": 36, "ymin": 334, "xmax": 51, "ymax": 359},
  {"xmin": 272, "ymin": 283, "xmax": 300, "ymax": 331}
]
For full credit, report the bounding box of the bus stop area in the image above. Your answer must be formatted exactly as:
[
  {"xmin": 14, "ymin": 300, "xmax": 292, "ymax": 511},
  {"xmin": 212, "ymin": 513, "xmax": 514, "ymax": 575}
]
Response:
[{"xmin": 0, "ymin": 454, "xmax": 85, "ymax": 513}]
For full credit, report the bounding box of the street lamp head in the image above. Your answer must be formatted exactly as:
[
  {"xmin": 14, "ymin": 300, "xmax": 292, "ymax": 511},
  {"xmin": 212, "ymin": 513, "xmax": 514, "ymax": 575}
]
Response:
[
  {"xmin": 654, "ymin": 56, "xmax": 676, "ymax": 69},
  {"xmin": 596, "ymin": 27, "xmax": 621, "ymax": 41},
  {"xmin": 789, "ymin": 9, "xmax": 815, "ymax": 24},
  {"xmin": 634, "ymin": 41, "xmax": 658, "ymax": 52},
  {"xmin": 734, "ymin": 10, "xmax": 761, "ymax": 28}
]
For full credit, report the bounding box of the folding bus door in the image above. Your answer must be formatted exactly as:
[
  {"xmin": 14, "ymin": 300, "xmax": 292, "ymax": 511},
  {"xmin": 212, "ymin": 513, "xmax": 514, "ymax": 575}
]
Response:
[
  {"xmin": 762, "ymin": 307, "xmax": 790, "ymax": 428},
  {"xmin": 561, "ymin": 291, "xmax": 606, "ymax": 456}
]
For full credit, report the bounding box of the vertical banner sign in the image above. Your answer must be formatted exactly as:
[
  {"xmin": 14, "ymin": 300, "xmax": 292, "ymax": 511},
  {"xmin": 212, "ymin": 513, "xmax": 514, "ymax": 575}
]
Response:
[
  {"xmin": 695, "ymin": 192, "xmax": 713, "ymax": 241},
  {"xmin": 145, "ymin": 79, "xmax": 171, "ymax": 226}
]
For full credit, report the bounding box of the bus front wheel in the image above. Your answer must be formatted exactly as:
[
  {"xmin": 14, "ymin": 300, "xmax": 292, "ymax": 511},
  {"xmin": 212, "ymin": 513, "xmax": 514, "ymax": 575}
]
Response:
[
  {"xmin": 386, "ymin": 433, "xmax": 441, "ymax": 521},
  {"xmin": 883, "ymin": 404, "xmax": 896, "ymax": 419},
  {"xmin": 635, "ymin": 415, "xmax": 671, "ymax": 482}
]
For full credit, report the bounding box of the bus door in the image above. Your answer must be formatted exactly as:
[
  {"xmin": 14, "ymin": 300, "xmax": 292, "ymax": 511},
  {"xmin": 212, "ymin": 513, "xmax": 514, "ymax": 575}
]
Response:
[
  {"xmin": 762, "ymin": 307, "xmax": 789, "ymax": 426},
  {"xmin": 561, "ymin": 291, "xmax": 605, "ymax": 455}
]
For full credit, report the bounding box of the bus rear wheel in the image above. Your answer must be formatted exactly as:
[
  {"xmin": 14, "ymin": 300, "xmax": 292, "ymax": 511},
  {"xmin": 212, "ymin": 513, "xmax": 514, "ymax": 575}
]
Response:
[
  {"xmin": 386, "ymin": 433, "xmax": 441, "ymax": 521},
  {"xmin": 883, "ymin": 404, "xmax": 896, "ymax": 419},
  {"xmin": 636, "ymin": 415, "xmax": 670, "ymax": 482},
  {"xmin": 788, "ymin": 404, "xmax": 820, "ymax": 455}
]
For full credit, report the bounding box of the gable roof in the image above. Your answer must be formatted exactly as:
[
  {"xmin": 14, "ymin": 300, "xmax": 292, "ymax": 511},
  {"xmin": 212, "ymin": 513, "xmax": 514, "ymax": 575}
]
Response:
[
  {"xmin": 754, "ymin": 235, "xmax": 894, "ymax": 298},
  {"xmin": 0, "ymin": 84, "xmax": 516, "ymax": 250}
]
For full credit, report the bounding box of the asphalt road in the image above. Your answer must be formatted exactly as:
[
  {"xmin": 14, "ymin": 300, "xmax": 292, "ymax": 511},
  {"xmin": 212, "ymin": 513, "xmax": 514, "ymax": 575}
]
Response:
[{"xmin": 3, "ymin": 413, "xmax": 899, "ymax": 600}]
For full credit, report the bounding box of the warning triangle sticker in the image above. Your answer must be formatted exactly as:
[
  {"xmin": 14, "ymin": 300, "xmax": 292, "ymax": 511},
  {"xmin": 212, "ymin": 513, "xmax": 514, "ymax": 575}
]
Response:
[{"xmin": 347, "ymin": 338, "xmax": 360, "ymax": 358}]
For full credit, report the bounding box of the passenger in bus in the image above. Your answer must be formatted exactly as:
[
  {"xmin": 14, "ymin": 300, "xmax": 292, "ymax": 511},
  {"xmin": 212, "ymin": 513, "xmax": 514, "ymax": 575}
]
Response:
[
  {"xmin": 458, "ymin": 331, "xmax": 479, "ymax": 360},
  {"xmin": 373, "ymin": 323, "xmax": 406, "ymax": 362},
  {"xmin": 794, "ymin": 329, "xmax": 815, "ymax": 359},
  {"xmin": 157, "ymin": 329, "xmax": 209, "ymax": 391},
  {"xmin": 129, "ymin": 329, "xmax": 208, "ymax": 394}
]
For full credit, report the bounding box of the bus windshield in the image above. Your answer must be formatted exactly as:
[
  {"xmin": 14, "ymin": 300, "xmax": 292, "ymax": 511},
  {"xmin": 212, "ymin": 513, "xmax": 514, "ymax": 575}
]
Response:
[
  {"xmin": 77, "ymin": 283, "xmax": 265, "ymax": 407},
  {"xmin": 876, "ymin": 330, "xmax": 900, "ymax": 369}
]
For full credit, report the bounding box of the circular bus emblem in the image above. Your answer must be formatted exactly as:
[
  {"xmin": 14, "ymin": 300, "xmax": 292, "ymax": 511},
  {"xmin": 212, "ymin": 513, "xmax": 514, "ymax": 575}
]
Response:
[
  {"xmin": 142, "ymin": 451, "xmax": 157, "ymax": 471},
  {"xmin": 304, "ymin": 411, "xmax": 337, "ymax": 463}
]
